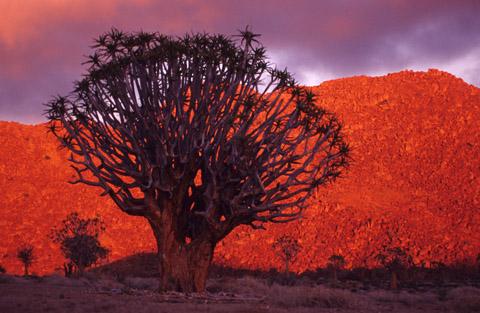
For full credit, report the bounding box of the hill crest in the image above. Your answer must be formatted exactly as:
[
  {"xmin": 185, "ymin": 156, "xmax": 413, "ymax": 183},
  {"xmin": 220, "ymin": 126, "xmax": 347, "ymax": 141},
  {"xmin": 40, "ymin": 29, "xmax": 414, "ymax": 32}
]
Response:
[{"xmin": 1, "ymin": 69, "xmax": 479, "ymax": 275}]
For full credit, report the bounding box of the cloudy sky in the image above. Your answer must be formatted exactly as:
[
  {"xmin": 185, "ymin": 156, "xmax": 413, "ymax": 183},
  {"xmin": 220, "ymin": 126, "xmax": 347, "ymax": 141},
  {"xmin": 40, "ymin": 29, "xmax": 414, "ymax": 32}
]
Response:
[{"xmin": 1, "ymin": 0, "xmax": 479, "ymax": 124}]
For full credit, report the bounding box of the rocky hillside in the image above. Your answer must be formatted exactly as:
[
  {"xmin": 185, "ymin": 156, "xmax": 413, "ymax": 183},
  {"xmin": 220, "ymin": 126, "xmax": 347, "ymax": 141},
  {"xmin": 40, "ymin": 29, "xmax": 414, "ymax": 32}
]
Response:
[{"xmin": 1, "ymin": 69, "xmax": 479, "ymax": 275}]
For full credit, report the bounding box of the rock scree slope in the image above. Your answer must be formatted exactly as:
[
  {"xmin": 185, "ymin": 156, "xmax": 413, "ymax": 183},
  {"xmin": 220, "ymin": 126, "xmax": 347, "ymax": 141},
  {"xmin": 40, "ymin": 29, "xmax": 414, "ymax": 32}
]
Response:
[{"xmin": 1, "ymin": 69, "xmax": 479, "ymax": 275}]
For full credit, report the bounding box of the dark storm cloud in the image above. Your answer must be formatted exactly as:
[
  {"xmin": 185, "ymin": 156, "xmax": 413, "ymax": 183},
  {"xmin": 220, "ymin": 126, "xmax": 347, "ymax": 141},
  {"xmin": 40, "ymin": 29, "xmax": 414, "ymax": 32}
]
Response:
[{"xmin": 1, "ymin": 0, "xmax": 479, "ymax": 123}]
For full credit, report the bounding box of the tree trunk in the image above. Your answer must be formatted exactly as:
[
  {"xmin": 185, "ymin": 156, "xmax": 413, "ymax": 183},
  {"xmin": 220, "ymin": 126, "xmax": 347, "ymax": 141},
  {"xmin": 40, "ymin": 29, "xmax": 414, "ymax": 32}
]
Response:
[
  {"xmin": 64, "ymin": 263, "xmax": 74, "ymax": 277},
  {"xmin": 285, "ymin": 259, "xmax": 290, "ymax": 279},
  {"xmin": 77, "ymin": 260, "xmax": 85, "ymax": 277},
  {"xmin": 147, "ymin": 205, "xmax": 216, "ymax": 293},
  {"xmin": 23, "ymin": 264, "xmax": 28, "ymax": 277},
  {"xmin": 391, "ymin": 271, "xmax": 398, "ymax": 289}
]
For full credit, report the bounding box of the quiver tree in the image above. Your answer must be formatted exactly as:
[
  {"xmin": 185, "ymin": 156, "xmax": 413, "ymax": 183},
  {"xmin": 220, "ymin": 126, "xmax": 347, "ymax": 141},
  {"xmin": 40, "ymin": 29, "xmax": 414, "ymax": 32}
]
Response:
[
  {"xmin": 376, "ymin": 247, "xmax": 413, "ymax": 289},
  {"xmin": 328, "ymin": 254, "xmax": 345, "ymax": 283},
  {"xmin": 45, "ymin": 28, "xmax": 350, "ymax": 292},
  {"xmin": 17, "ymin": 244, "xmax": 35, "ymax": 276},
  {"xmin": 273, "ymin": 235, "xmax": 301, "ymax": 280},
  {"xmin": 49, "ymin": 213, "xmax": 109, "ymax": 276}
]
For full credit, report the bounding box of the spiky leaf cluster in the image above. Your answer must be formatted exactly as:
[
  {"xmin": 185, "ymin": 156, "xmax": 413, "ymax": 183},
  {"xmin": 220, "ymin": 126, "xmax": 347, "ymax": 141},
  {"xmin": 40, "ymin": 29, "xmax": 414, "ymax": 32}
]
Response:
[
  {"xmin": 17, "ymin": 245, "xmax": 35, "ymax": 267},
  {"xmin": 273, "ymin": 235, "xmax": 301, "ymax": 263},
  {"xmin": 376, "ymin": 247, "xmax": 414, "ymax": 272},
  {"xmin": 45, "ymin": 28, "xmax": 350, "ymax": 242},
  {"xmin": 328, "ymin": 254, "xmax": 346, "ymax": 270}
]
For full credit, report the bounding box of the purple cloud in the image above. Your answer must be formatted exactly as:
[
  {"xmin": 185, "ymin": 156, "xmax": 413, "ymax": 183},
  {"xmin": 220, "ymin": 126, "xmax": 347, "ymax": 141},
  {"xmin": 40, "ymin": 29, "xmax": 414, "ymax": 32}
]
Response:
[{"xmin": 1, "ymin": 0, "xmax": 479, "ymax": 123}]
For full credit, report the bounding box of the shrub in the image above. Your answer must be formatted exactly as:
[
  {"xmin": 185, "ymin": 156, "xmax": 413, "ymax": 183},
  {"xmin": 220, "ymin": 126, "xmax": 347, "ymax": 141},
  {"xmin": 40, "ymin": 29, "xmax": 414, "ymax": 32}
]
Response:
[
  {"xmin": 41, "ymin": 273, "xmax": 84, "ymax": 287},
  {"xmin": 123, "ymin": 277, "xmax": 158, "ymax": 291},
  {"xmin": 271, "ymin": 284, "xmax": 366, "ymax": 309},
  {"xmin": 448, "ymin": 286, "xmax": 480, "ymax": 313},
  {"xmin": 207, "ymin": 276, "xmax": 272, "ymax": 297},
  {"xmin": 0, "ymin": 274, "xmax": 29, "ymax": 284},
  {"xmin": 50, "ymin": 212, "xmax": 109, "ymax": 276},
  {"xmin": 17, "ymin": 244, "xmax": 35, "ymax": 276}
]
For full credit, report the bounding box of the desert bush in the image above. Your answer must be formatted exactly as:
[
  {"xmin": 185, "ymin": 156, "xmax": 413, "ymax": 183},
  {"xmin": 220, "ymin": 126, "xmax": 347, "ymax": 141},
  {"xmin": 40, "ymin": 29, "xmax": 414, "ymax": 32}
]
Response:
[
  {"xmin": 81, "ymin": 270, "xmax": 101, "ymax": 282},
  {"xmin": 0, "ymin": 274, "xmax": 29, "ymax": 284},
  {"xmin": 93, "ymin": 276, "xmax": 125, "ymax": 291},
  {"xmin": 50, "ymin": 212, "xmax": 109, "ymax": 276},
  {"xmin": 206, "ymin": 276, "xmax": 272, "ymax": 296},
  {"xmin": 206, "ymin": 276, "xmax": 366, "ymax": 309},
  {"xmin": 16, "ymin": 244, "xmax": 35, "ymax": 276},
  {"xmin": 41, "ymin": 273, "xmax": 85, "ymax": 286},
  {"xmin": 368, "ymin": 289, "xmax": 439, "ymax": 306},
  {"xmin": 447, "ymin": 286, "xmax": 480, "ymax": 313},
  {"xmin": 270, "ymin": 284, "xmax": 367, "ymax": 309},
  {"xmin": 122, "ymin": 277, "xmax": 158, "ymax": 290}
]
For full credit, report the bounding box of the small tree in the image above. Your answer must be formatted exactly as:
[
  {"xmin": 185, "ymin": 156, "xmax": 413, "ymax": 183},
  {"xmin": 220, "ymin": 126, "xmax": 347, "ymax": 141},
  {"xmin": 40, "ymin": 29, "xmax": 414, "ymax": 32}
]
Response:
[
  {"xmin": 328, "ymin": 254, "xmax": 345, "ymax": 283},
  {"xmin": 45, "ymin": 28, "xmax": 350, "ymax": 292},
  {"xmin": 50, "ymin": 213, "xmax": 109, "ymax": 276},
  {"xmin": 17, "ymin": 244, "xmax": 35, "ymax": 277},
  {"xmin": 273, "ymin": 235, "xmax": 301, "ymax": 280},
  {"xmin": 376, "ymin": 247, "xmax": 413, "ymax": 289}
]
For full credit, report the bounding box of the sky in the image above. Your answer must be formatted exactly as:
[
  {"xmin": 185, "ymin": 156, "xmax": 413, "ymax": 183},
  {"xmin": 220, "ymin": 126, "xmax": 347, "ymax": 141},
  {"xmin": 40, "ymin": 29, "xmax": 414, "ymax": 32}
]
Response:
[{"xmin": 1, "ymin": 0, "xmax": 479, "ymax": 124}]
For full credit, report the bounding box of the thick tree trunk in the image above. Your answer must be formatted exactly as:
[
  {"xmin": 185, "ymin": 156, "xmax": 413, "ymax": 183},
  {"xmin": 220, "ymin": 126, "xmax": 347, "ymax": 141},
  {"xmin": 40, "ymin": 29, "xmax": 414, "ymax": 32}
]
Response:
[
  {"xmin": 146, "ymin": 204, "xmax": 216, "ymax": 293},
  {"xmin": 153, "ymin": 230, "xmax": 215, "ymax": 292},
  {"xmin": 23, "ymin": 264, "xmax": 28, "ymax": 277}
]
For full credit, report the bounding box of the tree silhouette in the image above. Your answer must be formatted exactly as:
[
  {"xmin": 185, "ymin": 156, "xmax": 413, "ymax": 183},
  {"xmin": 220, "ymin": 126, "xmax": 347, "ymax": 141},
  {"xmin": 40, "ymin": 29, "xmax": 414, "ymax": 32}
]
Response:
[
  {"xmin": 17, "ymin": 244, "xmax": 35, "ymax": 276},
  {"xmin": 328, "ymin": 254, "xmax": 345, "ymax": 283},
  {"xmin": 44, "ymin": 28, "xmax": 350, "ymax": 292},
  {"xmin": 49, "ymin": 213, "xmax": 109, "ymax": 276},
  {"xmin": 273, "ymin": 235, "xmax": 301, "ymax": 280},
  {"xmin": 376, "ymin": 247, "xmax": 413, "ymax": 289}
]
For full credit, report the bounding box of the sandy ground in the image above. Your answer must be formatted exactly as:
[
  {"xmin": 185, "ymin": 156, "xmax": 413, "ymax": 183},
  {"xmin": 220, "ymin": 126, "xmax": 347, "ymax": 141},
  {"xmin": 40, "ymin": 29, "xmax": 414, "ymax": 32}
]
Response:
[
  {"xmin": 0, "ymin": 282, "xmax": 334, "ymax": 313},
  {"xmin": 1, "ymin": 274, "xmax": 479, "ymax": 313}
]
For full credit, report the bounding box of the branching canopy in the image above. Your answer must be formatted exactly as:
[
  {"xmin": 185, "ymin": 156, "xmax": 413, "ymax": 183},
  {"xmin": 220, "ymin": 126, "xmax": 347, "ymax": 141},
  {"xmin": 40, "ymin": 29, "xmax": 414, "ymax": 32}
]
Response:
[
  {"xmin": 45, "ymin": 28, "xmax": 350, "ymax": 243},
  {"xmin": 49, "ymin": 212, "xmax": 108, "ymax": 270}
]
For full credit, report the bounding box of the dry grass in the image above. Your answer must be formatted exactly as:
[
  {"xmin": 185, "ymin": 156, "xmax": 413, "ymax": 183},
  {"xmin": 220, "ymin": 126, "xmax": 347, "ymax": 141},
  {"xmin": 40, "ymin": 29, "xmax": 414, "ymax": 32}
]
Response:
[
  {"xmin": 367, "ymin": 288, "xmax": 439, "ymax": 306},
  {"xmin": 2, "ymin": 271, "xmax": 480, "ymax": 312},
  {"xmin": 0, "ymin": 274, "xmax": 28, "ymax": 284},
  {"xmin": 207, "ymin": 276, "xmax": 367, "ymax": 309},
  {"xmin": 447, "ymin": 286, "xmax": 480, "ymax": 313},
  {"xmin": 270, "ymin": 284, "xmax": 367, "ymax": 309},
  {"xmin": 122, "ymin": 276, "xmax": 158, "ymax": 290},
  {"xmin": 207, "ymin": 276, "xmax": 272, "ymax": 296},
  {"xmin": 41, "ymin": 273, "xmax": 86, "ymax": 286}
]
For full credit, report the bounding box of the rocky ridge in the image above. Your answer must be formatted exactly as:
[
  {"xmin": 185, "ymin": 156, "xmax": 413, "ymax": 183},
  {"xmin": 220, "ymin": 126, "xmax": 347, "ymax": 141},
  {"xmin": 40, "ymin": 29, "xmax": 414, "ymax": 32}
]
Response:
[{"xmin": 1, "ymin": 69, "xmax": 479, "ymax": 275}]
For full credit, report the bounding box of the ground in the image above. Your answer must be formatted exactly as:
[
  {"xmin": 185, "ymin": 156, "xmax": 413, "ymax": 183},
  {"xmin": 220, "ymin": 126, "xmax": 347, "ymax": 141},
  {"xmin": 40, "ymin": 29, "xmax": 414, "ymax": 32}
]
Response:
[{"xmin": 1, "ymin": 273, "xmax": 480, "ymax": 313}]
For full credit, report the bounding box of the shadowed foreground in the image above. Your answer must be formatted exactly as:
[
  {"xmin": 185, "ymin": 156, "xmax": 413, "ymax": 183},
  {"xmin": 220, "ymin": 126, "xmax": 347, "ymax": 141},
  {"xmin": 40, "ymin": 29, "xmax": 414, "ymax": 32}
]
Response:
[{"xmin": 1, "ymin": 273, "xmax": 480, "ymax": 313}]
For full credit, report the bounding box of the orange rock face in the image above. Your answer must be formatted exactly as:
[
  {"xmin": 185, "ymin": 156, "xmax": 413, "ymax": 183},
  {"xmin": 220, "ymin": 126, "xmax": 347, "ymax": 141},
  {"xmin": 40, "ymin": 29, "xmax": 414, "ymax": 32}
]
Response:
[{"xmin": 1, "ymin": 69, "xmax": 479, "ymax": 275}]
